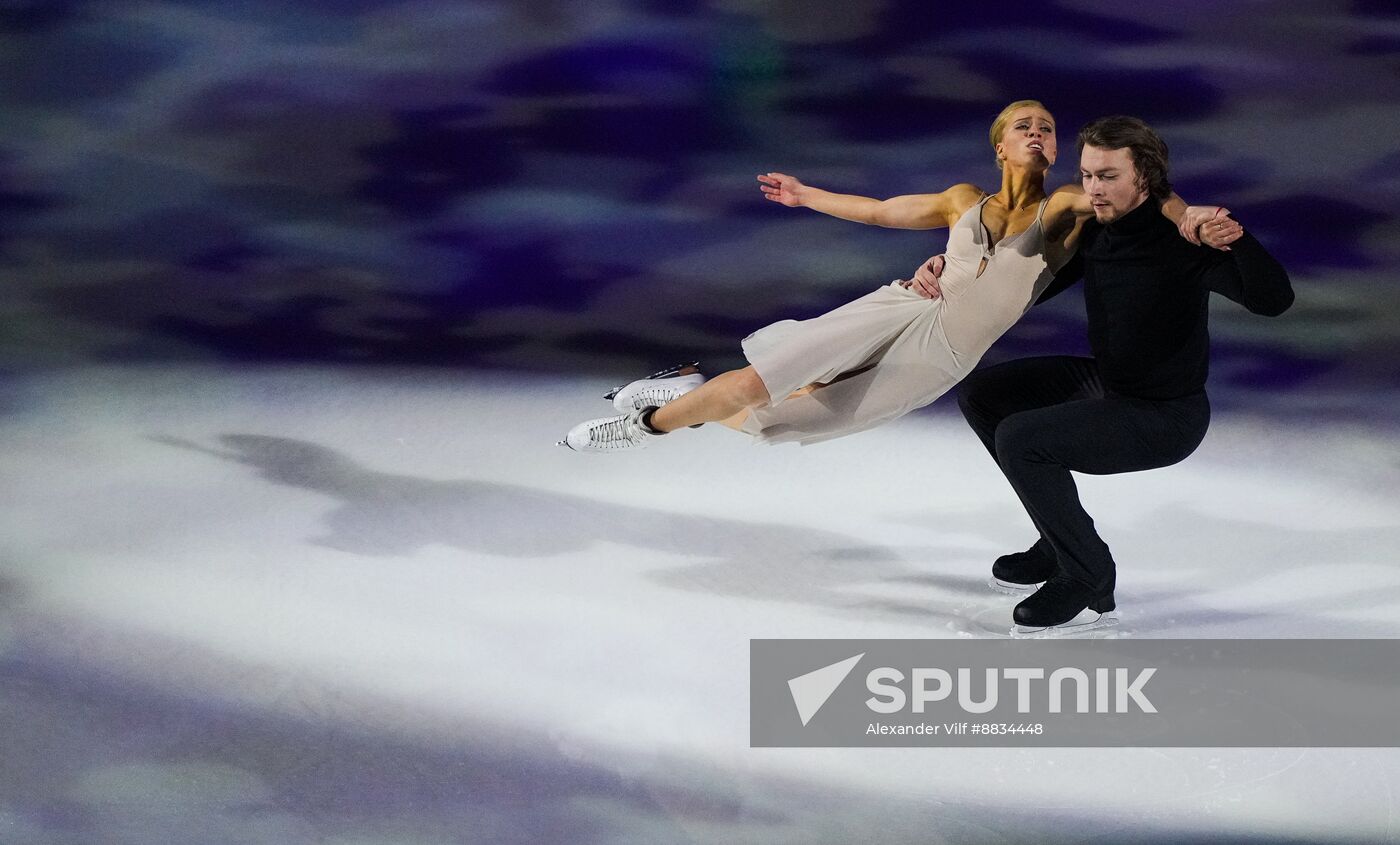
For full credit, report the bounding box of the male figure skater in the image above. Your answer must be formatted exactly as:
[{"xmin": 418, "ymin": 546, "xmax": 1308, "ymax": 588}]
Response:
[{"xmin": 930, "ymin": 115, "xmax": 1294, "ymax": 633}]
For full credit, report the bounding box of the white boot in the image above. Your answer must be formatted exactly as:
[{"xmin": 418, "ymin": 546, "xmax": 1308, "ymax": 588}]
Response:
[
  {"xmin": 604, "ymin": 362, "xmax": 705, "ymax": 412},
  {"xmin": 610, "ymin": 372, "xmax": 705, "ymax": 413},
  {"xmin": 559, "ymin": 408, "xmax": 658, "ymax": 453}
]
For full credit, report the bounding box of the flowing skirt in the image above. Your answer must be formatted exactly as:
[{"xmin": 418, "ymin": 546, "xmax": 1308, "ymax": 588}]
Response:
[{"xmin": 740, "ymin": 281, "xmax": 968, "ymax": 446}]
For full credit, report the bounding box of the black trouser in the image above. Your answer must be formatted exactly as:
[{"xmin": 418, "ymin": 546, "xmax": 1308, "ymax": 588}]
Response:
[{"xmin": 956, "ymin": 356, "xmax": 1210, "ymax": 591}]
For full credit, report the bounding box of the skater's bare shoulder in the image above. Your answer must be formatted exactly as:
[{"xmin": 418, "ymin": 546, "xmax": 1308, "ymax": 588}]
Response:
[{"xmin": 1046, "ymin": 183, "xmax": 1092, "ymax": 219}]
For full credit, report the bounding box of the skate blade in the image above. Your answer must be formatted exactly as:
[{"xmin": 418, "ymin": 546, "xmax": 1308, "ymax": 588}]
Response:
[
  {"xmin": 987, "ymin": 577, "xmax": 1040, "ymax": 596},
  {"xmin": 1012, "ymin": 609, "xmax": 1119, "ymax": 638},
  {"xmin": 554, "ymin": 437, "xmax": 646, "ymax": 453},
  {"xmin": 603, "ymin": 360, "xmax": 701, "ymax": 400}
]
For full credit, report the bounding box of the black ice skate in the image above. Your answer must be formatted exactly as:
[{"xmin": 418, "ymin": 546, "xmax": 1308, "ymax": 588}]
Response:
[
  {"xmin": 1011, "ymin": 574, "xmax": 1117, "ymax": 636},
  {"xmin": 988, "ymin": 538, "xmax": 1057, "ymax": 594}
]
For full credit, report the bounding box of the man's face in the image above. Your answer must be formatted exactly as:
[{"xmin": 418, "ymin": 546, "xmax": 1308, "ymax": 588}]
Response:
[{"xmin": 1079, "ymin": 145, "xmax": 1149, "ymax": 223}]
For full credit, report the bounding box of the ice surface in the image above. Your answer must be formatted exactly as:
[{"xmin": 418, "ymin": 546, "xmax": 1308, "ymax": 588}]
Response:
[{"xmin": 1, "ymin": 365, "xmax": 1397, "ymax": 844}]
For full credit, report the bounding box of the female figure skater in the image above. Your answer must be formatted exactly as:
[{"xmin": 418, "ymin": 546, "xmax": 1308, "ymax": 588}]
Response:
[{"xmin": 560, "ymin": 100, "xmax": 1221, "ymax": 452}]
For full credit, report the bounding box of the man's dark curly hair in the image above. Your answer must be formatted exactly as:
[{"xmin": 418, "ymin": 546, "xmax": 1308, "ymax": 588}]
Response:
[{"xmin": 1077, "ymin": 115, "xmax": 1173, "ymax": 200}]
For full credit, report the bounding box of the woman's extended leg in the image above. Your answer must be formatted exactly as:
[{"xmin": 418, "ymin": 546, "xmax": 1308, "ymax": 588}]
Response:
[
  {"xmin": 667, "ymin": 374, "xmax": 849, "ymax": 432},
  {"xmin": 559, "ymin": 365, "xmax": 771, "ymax": 451},
  {"xmin": 648, "ymin": 366, "xmax": 770, "ymax": 431},
  {"xmin": 561, "ymin": 281, "xmax": 936, "ymax": 451}
]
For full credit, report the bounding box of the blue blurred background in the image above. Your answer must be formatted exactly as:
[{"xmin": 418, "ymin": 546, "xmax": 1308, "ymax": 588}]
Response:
[{"xmin": 2, "ymin": 0, "xmax": 1398, "ymax": 420}]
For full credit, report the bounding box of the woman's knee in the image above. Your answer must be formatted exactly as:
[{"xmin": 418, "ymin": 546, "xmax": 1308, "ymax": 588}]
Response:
[{"xmin": 731, "ymin": 367, "xmax": 771, "ymax": 406}]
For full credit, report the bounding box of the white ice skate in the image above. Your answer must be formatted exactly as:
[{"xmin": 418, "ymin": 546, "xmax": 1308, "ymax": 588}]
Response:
[
  {"xmin": 1011, "ymin": 608, "xmax": 1119, "ymax": 638},
  {"xmin": 558, "ymin": 409, "xmax": 655, "ymax": 453},
  {"xmin": 605, "ymin": 361, "xmax": 705, "ymax": 413}
]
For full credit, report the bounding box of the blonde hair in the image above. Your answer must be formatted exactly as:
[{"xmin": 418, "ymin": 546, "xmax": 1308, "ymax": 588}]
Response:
[{"xmin": 990, "ymin": 99, "xmax": 1050, "ymax": 170}]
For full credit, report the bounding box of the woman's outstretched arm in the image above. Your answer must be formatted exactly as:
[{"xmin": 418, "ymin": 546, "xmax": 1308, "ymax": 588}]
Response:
[
  {"xmin": 757, "ymin": 172, "xmax": 983, "ymax": 230},
  {"xmin": 1047, "ymin": 183, "xmax": 1233, "ymax": 247},
  {"xmin": 1049, "ymin": 182, "xmax": 1188, "ymax": 219},
  {"xmin": 1048, "ymin": 182, "xmax": 1192, "ymax": 217}
]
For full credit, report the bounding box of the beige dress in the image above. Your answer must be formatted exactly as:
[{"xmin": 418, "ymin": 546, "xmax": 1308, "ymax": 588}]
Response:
[{"xmin": 740, "ymin": 195, "xmax": 1058, "ymax": 445}]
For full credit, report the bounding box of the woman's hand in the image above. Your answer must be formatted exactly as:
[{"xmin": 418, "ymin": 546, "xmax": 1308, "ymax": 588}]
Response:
[
  {"xmin": 898, "ymin": 254, "xmax": 945, "ymax": 299},
  {"xmin": 757, "ymin": 172, "xmax": 807, "ymax": 207},
  {"xmin": 1179, "ymin": 205, "xmax": 1239, "ymax": 246},
  {"xmin": 1184, "ymin": 206, "xmax": 1243, "ymax": 251},
  {"xmin": 1178, "ymin": 205, "xmax": 1220, "ymax": 244}
]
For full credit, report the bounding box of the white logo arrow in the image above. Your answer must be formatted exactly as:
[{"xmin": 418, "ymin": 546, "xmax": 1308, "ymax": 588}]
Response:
[{"xmin": 788, "ymin": 653, "xmax": 864, "ymax": 727}]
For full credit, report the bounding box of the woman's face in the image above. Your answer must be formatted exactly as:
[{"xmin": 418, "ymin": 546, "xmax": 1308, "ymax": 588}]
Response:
[{"xmin": 997, "ymin": 107, "xmax": 1057, "ymax": 171}]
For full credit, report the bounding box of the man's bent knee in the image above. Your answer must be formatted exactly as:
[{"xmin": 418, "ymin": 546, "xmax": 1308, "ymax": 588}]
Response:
[
  {"xmin": 993, "ymin": 413, "xmax": 1044, "ymax": 465},
  {"xmin": 956, "ymin": 385, "xmax": 979, "ymax": 422},
  {"xmin": 956, "ymin": 371, "xmax": 1001, "ymax": 428}
]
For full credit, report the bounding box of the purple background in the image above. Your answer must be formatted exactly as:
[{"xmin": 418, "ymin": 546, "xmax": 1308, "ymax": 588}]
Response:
[{"xmin": 2, "ymin": 0, "xmax": 1397, "ymax": 422}]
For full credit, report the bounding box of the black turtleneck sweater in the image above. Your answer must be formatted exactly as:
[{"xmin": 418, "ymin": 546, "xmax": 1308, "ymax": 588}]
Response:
[{"xmin": 1039, "ymin": 197, "xmax": 1293, "ymax": 400}]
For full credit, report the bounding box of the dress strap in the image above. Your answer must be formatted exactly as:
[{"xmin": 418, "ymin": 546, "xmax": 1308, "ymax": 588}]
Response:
[{"xmin": 967, "ymin": 193, "xmax": 994, "ymax": 253}]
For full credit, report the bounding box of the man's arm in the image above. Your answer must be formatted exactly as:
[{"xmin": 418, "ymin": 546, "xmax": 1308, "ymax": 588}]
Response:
[
  {"xmin": 1200, "ymin": 219, "xmax": 1294, "ymax": 316},
  {"xmin": 758, "ymin": 173, "xmax": 983, "ymax": 229},
  {"xmin": 908, "ymin": 249, "xmax": 1085, "ymax": 303}
]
